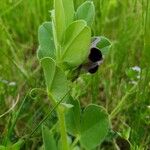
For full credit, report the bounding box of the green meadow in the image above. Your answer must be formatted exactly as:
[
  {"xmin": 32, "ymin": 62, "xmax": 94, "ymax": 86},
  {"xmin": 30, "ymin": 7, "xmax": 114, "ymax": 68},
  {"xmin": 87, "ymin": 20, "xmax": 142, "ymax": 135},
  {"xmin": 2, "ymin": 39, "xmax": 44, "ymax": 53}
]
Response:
[{"xmin": 0, "ymin": 0, "xmax": 150, "ymax": 149}]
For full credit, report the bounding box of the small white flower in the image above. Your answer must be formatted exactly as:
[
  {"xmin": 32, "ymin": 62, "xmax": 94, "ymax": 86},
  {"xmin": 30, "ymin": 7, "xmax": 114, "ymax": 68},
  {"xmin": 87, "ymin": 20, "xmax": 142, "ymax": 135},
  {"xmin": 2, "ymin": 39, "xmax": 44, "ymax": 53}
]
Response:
[
  {"xmin": 9, "ymin": 82, "xmax": 16, "ymax": 86},
  {"xmin": 132, "ymin": 66, "xmax": 141, "ymax": 72},
  {"xmin": 129, "ymin": 81, "xmax": 137, "ymax": 85}
]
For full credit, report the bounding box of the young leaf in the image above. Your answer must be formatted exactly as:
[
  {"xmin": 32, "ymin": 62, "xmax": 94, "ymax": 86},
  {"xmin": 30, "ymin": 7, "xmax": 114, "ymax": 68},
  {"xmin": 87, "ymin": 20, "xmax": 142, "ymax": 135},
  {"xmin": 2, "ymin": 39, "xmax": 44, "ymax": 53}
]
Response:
[
  {"xmin": 96, "ymin": 36, "xmax": 111, "ymax": 55},
  {"xmin": 65, "ymin": 96, "xmax": 81, "ymax": 136},
  {"xmin": 38, "ymin": 22, "xmax": 55, "ymax": 59},
  {"xmin": 76, "ymin": 1, "xmax": 95, "ymax": 26},
  {"xmin": 80, "ymin": 104, "xmax": 110, "ymax": 150},
  {"xmin": 41, "ymin": 57, "xmax": 68, "ymax": 101},
  {"xmin": 54, "ymin": 0, "xmax": 74, "ymax": 44},
  {"xmin": 62, "ymin": 0, "xmax": 75, "ymax": 27},
  {"xmin": 42, "ymin": 125, "xmax": 57, "ymax": 150},
  {"xmin": 54, "ymin": 0, "xmax": 66, "ymax": 43},
  {"xmin": 62, "ymin": 20, "xmax": 91, "ymax": 68}
]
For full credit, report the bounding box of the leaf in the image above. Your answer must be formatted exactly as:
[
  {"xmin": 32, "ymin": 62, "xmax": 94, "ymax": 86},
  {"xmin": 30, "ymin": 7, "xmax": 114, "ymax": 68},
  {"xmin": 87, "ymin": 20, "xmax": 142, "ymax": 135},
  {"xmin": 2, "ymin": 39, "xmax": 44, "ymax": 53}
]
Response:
[
  {"xmin": 54, "ymin": 0, "xmax": 66, "ymax": 43},
  {"xmin": 76, "ymin": 1, "xmax": 95, "ymax": 26},
  {"xmin": 41, "ymin": 57, "xmax": 68, "ymax": 101},
  {"xmin": 65, "ymin": 103, "xmax": 110, "ymax": 149},
  {"xmin": 62, "ymin": 0, "xmax": 75, "ymax": 27},
  {"xmin": 62, "ymin": 20, "xmax": 91, "ymax": 68},
  {"xmin": 65, "ymin": 96, "xmax": 81, "ymax": 136},
  {"xmin": 42, "ymin": 125, "xmax": 57, "ymax": 150},
  {"xmin": 38, "ymin": 22, "xmax": 55, "ymax": 59},
  {"xmin": 54, "ymin": 0, "xmax": 74, "ymax": 43},
  {"xmin": 96, "ymin": 36, "xmax": 111, "ymax": 55},
  {"xmin": 80, "ymin": 104, "xmax": 110, "ymax": 150}
]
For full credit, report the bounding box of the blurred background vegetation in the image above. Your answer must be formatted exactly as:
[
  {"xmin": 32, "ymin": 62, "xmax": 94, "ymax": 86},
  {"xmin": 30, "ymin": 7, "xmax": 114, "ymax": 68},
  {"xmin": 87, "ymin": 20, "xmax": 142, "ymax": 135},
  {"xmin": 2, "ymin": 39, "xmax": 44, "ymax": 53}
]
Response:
[{"xmin": 0, "ymin": 0, "xmax": 150, "ymax": 149}]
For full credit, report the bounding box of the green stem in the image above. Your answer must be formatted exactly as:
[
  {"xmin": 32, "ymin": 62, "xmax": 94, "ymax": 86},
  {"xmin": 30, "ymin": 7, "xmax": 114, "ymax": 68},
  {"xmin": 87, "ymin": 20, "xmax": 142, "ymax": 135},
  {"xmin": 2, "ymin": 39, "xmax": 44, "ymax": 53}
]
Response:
[
  {"xmin": 71, "ymin": 136, "xmax": 79, "ymax": 149},
  {"xmin": 113, "ymin": 139, "xmax": 120, "ymax": 150},
  {"xmin": 48, "ymin": 93, "xmax": 69, "ymax": 150},
  {"xmin": 91, "ymin": 72, "xmax": 99, "ymax": 103},
  {"xmin": 110, "ymin": 85, "xmax": 137, "ymax": 119},
  {"xmin": 57, "ymin": 106, "xmax": 69, "ymax": 150}
]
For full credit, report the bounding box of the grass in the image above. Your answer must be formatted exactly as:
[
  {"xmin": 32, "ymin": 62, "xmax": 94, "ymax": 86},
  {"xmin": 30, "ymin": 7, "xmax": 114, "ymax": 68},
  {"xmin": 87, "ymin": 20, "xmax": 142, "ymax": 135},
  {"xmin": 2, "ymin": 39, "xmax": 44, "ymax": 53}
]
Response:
[{"xmin": 0, "ymin": 0, "xmax": 150, "ymax": 149}]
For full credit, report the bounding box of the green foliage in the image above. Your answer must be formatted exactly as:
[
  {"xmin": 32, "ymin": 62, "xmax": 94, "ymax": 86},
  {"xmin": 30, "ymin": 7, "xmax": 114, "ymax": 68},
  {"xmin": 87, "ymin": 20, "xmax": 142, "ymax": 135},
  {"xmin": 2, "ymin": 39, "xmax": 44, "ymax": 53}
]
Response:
[
  {"xmin": 96, "ymin": 36, "xmax": 111, "ymax": 55},
  {"xmin": 142, "ymin": 0, "xmax": 150, "ymax": 67},
  {"xmin": 125, "ymin": 67, "xmax": 140, "ymax": 81},
  {"xmin": 76, "ymin": 1, "xmax": 95, "ymax": 26},
  {"xmin": 40, "ymin": 57, "xmax": 68, "ymax": 102},
  {"xmin": 54, "ymin": 0, "xmax": 66, "ymax": 44},
  {"xmin": 42, "ymin": 125, "xmax": 57, "ymax": 150},
  {"xmin": 65, "ymin": 99, "xmax": 110, "ymax": 149},
  {"xmin": 38, "ymin": 22, "xmax": 55, "ymax": 59},
  {"xmin": 10, "ymin": 140, "xmax": 24, "ymax": 150},
  {"xmin": 62, "ymin": 20, "xmax": 91, "ymax": 67},
  {"xmin": 0, "ymin": 140, "xmax": 24, "ymax": 150},
  {"xmin": 65, "ymin": 97, "xmax": 81, "ymax": 136},
  {"xmin": 54, "ymin": 0, "xmax": 74, "ymax": 44},
  {"xmin": 39, "ymin": 1, "xmax": 111, "ymax": 149},
  {"xmin": 0, "ymin": 146, "xmax": 5, "ymax": 150},
  {"xmin": 62, "ymin": 0, "xmax": 75, "ymax": 27},
  {"xmin": 80, "ymin": 105, "xmax": 110, "ymax": 149},
  {"xmin": 1, "ymin": 0, "xmax": 149, "ymax": 150}
]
